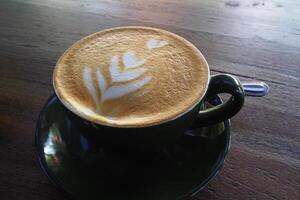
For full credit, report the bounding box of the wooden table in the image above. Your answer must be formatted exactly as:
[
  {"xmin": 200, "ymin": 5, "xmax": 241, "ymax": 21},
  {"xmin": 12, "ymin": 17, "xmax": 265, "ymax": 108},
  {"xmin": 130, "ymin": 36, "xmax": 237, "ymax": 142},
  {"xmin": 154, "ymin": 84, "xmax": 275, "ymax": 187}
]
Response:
[{"xmin": 0, "ymin": 0, "xmax": 299, "ymax": 199}]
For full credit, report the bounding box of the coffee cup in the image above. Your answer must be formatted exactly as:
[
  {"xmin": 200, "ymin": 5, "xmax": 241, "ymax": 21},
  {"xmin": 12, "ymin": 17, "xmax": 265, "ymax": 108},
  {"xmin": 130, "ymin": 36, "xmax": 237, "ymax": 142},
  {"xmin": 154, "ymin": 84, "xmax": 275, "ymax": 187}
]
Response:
[{"xmin": 52, "ymin": 26, "xmax": 244, "ymax": 149}]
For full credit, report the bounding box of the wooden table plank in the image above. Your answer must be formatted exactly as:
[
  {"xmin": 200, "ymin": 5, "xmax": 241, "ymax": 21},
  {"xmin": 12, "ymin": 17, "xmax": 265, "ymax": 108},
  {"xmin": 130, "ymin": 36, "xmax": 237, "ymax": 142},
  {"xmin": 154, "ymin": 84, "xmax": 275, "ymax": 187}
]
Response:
[{"xmin": 0, "ymin": 0, "xmax": 299, "ymax": 199}]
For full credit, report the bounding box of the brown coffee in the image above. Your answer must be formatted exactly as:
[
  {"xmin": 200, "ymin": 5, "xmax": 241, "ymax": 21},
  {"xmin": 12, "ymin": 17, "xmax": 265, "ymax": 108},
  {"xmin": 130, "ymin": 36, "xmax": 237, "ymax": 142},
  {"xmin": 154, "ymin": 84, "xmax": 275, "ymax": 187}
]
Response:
[{"xmin": 53, "ymin": 26, "xmax": 209, "ymax": 127}]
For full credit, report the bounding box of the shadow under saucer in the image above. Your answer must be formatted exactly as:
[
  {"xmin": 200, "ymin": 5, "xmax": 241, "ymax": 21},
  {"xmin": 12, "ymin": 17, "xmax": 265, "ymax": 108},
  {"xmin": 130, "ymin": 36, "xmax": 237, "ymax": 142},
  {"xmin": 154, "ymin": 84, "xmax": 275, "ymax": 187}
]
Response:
[{"xmin": 35, "ymin": 95, "xmax": 231, "ymax": 200}]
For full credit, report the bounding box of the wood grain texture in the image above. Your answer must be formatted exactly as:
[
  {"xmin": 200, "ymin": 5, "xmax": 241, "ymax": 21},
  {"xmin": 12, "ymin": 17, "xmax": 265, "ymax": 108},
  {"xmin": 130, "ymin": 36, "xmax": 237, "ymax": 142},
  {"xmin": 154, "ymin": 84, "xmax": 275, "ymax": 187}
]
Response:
[{"xmin": 0, "ymin": 0, "xmax": 299, "ymax": 199}]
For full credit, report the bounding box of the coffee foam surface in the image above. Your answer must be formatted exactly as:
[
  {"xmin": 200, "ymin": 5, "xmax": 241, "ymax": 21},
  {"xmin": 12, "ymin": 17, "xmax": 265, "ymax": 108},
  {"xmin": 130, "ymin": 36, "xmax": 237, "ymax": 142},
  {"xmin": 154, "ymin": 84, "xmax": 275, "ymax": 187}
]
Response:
[{"xmin": 53, "ymin": 27, "xmax": 209, "ymax": 127}]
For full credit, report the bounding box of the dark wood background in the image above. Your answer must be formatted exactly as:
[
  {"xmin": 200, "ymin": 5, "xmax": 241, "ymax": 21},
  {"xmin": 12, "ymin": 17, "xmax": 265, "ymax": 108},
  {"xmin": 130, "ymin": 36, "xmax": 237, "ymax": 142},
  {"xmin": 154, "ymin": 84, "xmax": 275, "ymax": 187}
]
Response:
[{"xmin": 0, "ymin": 0, "xmax": 299, "ymax": 199}]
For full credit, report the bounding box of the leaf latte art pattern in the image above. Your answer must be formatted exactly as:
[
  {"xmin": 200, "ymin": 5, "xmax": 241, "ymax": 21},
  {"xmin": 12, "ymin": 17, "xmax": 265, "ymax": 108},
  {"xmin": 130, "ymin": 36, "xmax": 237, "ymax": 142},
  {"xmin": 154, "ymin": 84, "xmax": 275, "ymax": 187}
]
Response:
[
  {"xmin": 83, "ymin": 51, "xmax": 151, "ymax": 111},
  {"xmin": 82, "ymin": 39, "xmax": 168, "ymax": 112}
]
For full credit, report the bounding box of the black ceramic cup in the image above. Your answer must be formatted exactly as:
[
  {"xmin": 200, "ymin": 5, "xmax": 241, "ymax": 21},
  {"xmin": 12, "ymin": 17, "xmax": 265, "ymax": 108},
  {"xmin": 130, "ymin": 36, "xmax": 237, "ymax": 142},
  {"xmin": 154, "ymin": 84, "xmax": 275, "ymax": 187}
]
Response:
[{"xmin": 61, "ymin": 73, "xmax": 244, "ymax": 152}]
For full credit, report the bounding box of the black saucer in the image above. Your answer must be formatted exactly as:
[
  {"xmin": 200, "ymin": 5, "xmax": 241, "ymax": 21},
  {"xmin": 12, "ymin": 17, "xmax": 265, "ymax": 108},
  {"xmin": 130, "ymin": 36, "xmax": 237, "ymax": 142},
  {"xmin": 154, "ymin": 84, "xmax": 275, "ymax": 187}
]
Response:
[{"xmin": 35, "ymin": 95, "xmax": 231, "ymax": 200}]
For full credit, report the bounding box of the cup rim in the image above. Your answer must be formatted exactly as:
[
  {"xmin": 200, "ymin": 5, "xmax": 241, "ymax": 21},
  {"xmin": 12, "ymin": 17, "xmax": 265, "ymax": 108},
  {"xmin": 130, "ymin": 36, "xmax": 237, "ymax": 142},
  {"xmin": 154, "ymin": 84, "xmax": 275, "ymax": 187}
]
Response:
[{"xmin": 53, "ymin": 26, "xmax": 210, "ymax": 128}]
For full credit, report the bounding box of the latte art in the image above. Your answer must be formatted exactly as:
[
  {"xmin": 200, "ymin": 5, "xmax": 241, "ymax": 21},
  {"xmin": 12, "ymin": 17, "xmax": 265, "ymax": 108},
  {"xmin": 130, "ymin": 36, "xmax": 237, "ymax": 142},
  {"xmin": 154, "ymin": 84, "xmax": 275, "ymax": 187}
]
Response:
[
  {"xmin": 82, "ymin": 48, "xmax": 156, "ymax": 111},
  {"xmin": 53, "ymin": 27, "xmax": 209, "ymax": 127},
  {"xmin": 146, "ymin": 39, "xmax": 168, "ymax": 49}
]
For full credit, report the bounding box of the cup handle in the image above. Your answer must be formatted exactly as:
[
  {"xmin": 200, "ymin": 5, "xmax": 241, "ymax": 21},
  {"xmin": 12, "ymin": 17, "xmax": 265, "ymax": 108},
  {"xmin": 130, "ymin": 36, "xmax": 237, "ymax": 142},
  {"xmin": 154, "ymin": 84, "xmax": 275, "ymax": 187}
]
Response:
[{"xmin": 193, "ymin": 74, "xmax": 245, "ymax": 127}]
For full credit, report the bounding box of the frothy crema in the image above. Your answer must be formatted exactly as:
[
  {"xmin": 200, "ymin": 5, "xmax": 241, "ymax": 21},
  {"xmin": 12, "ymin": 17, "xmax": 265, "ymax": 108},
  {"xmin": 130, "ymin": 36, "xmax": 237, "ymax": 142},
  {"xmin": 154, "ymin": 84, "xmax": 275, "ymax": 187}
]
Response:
[{"xmin": 53, "ymin": 27, "xmax": 209, "ymax": 127}]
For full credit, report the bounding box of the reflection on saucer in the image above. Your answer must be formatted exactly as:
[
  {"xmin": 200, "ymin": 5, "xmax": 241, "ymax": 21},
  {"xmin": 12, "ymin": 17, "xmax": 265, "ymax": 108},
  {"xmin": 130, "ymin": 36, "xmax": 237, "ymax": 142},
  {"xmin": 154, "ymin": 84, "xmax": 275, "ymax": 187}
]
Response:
[{"xmin": 44, "ymin": 123, "xmax": 67, "ymax": 171}]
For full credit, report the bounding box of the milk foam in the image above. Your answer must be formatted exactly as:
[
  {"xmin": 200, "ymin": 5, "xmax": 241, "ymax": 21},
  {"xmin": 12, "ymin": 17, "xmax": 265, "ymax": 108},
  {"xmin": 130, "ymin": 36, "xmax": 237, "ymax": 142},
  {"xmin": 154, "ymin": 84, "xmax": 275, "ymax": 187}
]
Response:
[{"xmin": 53, "ymin": 27, "xmax": 209, "ymax": 127}]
